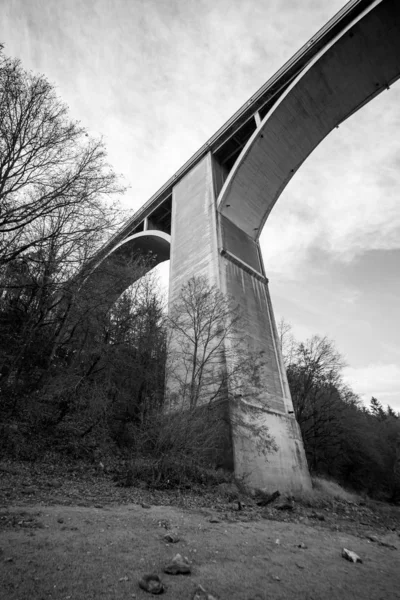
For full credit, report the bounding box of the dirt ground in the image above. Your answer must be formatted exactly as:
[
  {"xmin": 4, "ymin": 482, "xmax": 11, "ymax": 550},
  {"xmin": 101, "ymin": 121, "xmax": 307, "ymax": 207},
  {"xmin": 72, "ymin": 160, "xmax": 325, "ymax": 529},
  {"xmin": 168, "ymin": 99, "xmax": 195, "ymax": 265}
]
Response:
[{"xmin": 1, "ymin": 501, "xmax": 399, "ymax": 600}]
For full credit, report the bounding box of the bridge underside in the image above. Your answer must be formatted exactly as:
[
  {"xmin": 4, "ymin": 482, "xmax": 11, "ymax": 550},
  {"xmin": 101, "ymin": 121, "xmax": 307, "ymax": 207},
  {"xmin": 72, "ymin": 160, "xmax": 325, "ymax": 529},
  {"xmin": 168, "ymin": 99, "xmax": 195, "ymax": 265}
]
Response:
[
  {"xmin": 69, "ymin": 231, "xmax": 170, "ymax": 339},
  {"xmin": 218, "ymin": 0, "xmax": 400, "ymax": 238}
]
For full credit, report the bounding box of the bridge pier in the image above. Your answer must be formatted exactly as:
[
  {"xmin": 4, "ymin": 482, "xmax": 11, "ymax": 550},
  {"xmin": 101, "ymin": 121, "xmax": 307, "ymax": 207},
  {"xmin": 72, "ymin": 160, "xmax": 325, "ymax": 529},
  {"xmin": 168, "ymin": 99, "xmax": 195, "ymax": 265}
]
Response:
[{"xmin": 169, "ymin": 152, "xmax": 311, "ymax": 493}]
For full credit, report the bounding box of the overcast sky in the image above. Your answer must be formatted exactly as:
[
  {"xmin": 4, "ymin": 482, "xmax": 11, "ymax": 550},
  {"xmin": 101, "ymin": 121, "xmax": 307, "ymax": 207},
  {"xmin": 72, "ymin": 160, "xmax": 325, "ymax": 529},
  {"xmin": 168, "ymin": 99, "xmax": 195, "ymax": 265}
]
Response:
[{"xmin": 2, "ymin": 0, "xmax": 400, "ymax": 411}]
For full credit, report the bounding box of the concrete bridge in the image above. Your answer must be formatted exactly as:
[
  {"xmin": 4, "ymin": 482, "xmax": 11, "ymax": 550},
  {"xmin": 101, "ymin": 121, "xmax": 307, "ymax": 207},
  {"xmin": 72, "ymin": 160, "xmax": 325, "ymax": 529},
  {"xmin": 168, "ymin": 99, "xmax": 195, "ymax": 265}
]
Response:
[{"xmin": 83, "ymin": 0, "xmax": 400, "ymax": 492}]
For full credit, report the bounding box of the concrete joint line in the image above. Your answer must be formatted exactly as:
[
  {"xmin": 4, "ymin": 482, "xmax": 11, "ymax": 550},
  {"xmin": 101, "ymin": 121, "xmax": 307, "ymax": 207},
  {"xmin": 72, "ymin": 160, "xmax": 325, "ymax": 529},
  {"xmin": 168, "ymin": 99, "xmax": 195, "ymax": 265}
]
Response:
[
  {"xmin": 219, "ymin": 248, "xmax": 268, "ymax": 284},
  {"xmin": 234, "ymin": 397, "xmax": 287, "ymax": 417}
]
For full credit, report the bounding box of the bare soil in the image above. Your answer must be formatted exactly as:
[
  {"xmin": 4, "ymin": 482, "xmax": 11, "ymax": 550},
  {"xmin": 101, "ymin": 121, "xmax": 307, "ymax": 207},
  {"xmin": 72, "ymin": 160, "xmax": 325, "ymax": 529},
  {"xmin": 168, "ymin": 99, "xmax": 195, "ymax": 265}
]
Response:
[{"xmin": 1, "ymin": 462, "xmax": 399, "ymax": 599}]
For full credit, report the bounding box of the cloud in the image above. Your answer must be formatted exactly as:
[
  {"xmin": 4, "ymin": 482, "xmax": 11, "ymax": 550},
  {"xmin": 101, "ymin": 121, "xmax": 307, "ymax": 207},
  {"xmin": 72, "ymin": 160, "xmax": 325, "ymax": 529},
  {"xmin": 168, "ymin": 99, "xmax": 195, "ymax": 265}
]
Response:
[
  {"xmin": 260, "ymin": 85, "xmax": 400, "ymax": 277},
  {"xmin": 343, "ymin": 363, "xmax": 400, "ymax": 412}
]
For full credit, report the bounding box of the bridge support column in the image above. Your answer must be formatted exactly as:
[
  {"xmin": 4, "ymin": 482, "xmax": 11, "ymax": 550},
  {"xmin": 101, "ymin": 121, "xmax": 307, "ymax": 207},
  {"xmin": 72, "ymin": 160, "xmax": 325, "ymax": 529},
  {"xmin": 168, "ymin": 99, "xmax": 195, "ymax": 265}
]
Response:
[{"xmin": 169, "ymin": 152, "xmax": 311, "ymax": 493}]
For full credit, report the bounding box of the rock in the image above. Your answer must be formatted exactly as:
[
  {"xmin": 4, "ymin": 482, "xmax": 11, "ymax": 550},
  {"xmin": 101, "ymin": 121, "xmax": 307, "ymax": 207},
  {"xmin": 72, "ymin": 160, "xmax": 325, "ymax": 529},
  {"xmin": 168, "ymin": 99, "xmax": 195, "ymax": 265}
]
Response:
[
  {"xmin": 46, "ymin": 480, "xmax": 62, "ymax": 489},
  {"xmin": 158, "ymin": 520, "xmax": 171, "ymax": 530},
  {"xmin": 57, "ymin": 518, "xmax": 64, "ymax": 524},
  {"xmin": 209, "ymin": 517, "xmax": 220, "ymax": 523},
  {"xmin": 141, "ymin": 503, "xmax": 151, "ymax": 509},
  {"xmin": 297, "ymin": 542, "xmax": 308, "ymax": 549},
  {"xmin": 378, "ymin": 540, "xmax": 397, "ymax": 550},
  {"xmin": 192, "ymin": 584, "xmax": 218, "ymax": 599},
  {"xmin": 366, "ymin": 535, "xmax": 397, "ymax": 549},
  {"xmin": 275, "ymin": 500, "xmax": 294, "ymax": 511},
  {"xmin": 342, "ymin": 548, "xmax": 362, "ymax": 563},
  {"xmin": 310, "ymin": 512, "xmax": 325, "ymax": 521},
  {"xmin": 164, "ymin": 553, "xmax": 191, "ymax": 575},
  {"xmin": 138, "ymin": 574, "xmax": 165, "ymax": 594},
  {"xmin": 164, "ymin": 531, "xmax": 180, "ymax": 543},
  {"xmin": 256, "ymin": 490, "xmax": 280, "ymax": 507}
]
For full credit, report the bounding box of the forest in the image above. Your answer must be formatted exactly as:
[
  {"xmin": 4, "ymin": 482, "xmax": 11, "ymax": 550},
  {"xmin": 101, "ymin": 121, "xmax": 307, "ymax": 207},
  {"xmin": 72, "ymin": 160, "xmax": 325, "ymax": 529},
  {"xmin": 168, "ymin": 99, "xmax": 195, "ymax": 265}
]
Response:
[{"xmin": 1, "ymin": 46, "xmax": 399, "ymax": 503}]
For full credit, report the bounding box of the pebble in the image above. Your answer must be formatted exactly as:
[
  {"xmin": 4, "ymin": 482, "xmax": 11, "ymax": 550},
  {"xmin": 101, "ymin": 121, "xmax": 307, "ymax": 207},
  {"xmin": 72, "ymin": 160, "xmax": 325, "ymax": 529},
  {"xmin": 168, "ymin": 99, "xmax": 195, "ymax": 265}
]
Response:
[
  {"xmin": 164, "ymin": 531, "xmax": 180, "ymax": 543},
  {"xmin": 138, "ymin": 573, "xmax": 165, "ymax": 594},
  {"xmin": 342, "ymin": 548, "xmax": 362, "ymax": 563},
  {"xmin": 192, "ymin": 584, "xmax": 218, "ymax": 599},
  {"xmin": 164, "ymin": 553, "xmax": 191, "ymax": 575}
]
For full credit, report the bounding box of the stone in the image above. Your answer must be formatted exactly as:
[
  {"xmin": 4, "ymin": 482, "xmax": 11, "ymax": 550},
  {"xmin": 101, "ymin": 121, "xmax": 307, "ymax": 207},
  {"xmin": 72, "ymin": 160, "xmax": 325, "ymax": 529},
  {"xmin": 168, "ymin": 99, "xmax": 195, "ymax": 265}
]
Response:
[
  {"xmin": 138, "ymin": 574, "xmax": 165, "ymax": 594},
  {"xmin": 47, "ymin": 480, "xmax": 62, "ymax": 489},
  {"xmin": 141, "ymin": 503, "xmax": 151, "ymax": 509},
  {"xmin": 342, "ymin": 548, "xmax": 362, "ymax": 563},
  {"xmin": 21, "ymin": 487, "xmax": 36, "ymax": 495},
  {"xmin": 297, "ymin": 542, "xmax": 307, "ymax": 549},
  {"xmin": 256, "ymin": 490, "xmax": 280, "ymax": 506},
  {"xmin": 164, "ymin": 531, "xmax": 180, "ymax": 543},
  {"xmin": 275, "ymin": 500, "xmax": 294, "ymax": 511},
  {"xmin": 209, "ymin": 517, "xmax": 220, "ymax": 523},
  {"xmin": 310, "ymin": 512, "xmax": 325, "ymax": 521},
  {"xmin": 164, "ymin": 553, "xmax": 191, "ymax": 575},
  {"xmin": 192, "ymin": 584, "xmax": 218, "ymax": 599},
  {"xmin": 378, "ymin": 540, "xmax": 397, "ymax": 550}
]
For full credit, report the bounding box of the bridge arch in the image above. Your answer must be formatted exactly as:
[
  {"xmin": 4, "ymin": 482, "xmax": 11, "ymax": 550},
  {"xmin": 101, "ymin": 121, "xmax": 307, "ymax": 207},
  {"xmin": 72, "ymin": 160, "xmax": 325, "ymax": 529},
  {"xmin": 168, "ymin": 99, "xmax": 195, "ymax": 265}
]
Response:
[
  {"xmin": 217, "ymin": 0, "xmax": 400, "ymax": 239},
  {"xmin": 76, "ymin": 230, "xmax": 170, "ymax": 315}
]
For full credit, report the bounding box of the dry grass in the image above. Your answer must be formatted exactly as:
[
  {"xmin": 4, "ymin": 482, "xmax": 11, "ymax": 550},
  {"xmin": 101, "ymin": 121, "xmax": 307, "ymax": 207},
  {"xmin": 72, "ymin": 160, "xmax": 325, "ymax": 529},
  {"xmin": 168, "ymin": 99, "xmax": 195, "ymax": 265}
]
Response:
[{"xmin": 293, "ymin": 476, "xmax": 362, "ymax": 508}]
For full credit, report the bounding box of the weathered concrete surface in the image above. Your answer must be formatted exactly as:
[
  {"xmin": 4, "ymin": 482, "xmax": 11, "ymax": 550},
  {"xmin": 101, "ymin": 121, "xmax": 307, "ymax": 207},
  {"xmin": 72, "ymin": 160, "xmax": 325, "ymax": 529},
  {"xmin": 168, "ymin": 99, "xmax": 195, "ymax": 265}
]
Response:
[
  {"xmin": 169, "ymin": 154, "xmax": 220, "ymax": 303},
  {"xmin": 219, "ymin": 231, "xmax": 310, "ymax": 492},
  {"xmin": 231, "ymin": 405, "xmax": 310, "ymax": 492},
  {"xmin": 166, "ymin": 154, "xmax": 223, "ymax": 410},
  {"xmin": 168, "ymin": 153, "xmax": 311, "ymax": 493}
]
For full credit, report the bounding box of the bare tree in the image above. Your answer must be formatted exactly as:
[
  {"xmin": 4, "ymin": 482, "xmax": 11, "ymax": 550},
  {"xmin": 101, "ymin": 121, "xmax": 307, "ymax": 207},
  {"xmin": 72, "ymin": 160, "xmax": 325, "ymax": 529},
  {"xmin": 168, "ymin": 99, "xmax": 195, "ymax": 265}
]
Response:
[
  {"xmin": 0, "ymin": 49, "xmax": 123, "ymax": 267},
  {"xmin": 167, "ymin": 276, "xmax": 265, "ymax": 410},
  {"xmin": 0, "ymin": 46, "xmax": 129, "ymax": 392}
]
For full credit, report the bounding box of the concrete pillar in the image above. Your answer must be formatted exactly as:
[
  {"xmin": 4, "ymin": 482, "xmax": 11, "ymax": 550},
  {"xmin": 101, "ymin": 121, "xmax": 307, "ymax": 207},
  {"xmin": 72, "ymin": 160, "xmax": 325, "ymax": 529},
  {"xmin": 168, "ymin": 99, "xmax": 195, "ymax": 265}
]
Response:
[{"xmin": 168, "ymin": 152, "xmax": 311, "ymax": 493}]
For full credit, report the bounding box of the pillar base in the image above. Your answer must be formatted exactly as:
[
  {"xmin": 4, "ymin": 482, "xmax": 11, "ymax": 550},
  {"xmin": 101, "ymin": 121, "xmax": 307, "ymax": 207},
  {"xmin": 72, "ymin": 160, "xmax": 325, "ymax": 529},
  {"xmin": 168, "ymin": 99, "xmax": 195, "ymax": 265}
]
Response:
[{"xmin": 231, "ymin": 403, "xmax": 312, "ymax": 493}]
